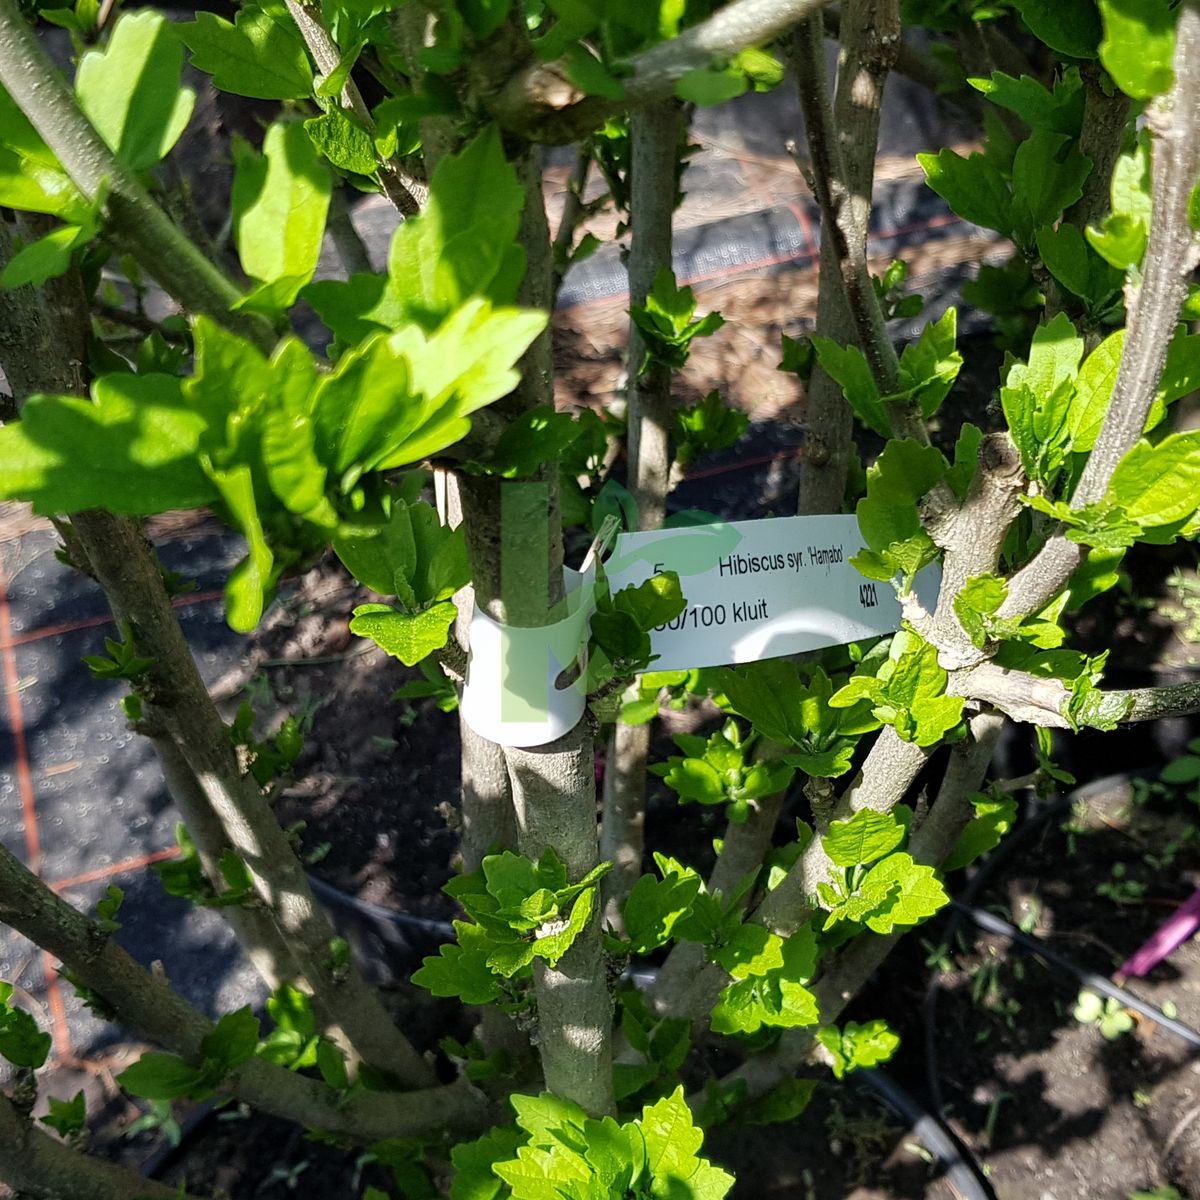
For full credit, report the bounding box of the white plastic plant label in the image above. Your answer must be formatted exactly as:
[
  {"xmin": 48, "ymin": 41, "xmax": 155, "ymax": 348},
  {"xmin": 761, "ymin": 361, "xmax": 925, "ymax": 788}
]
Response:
[
  {"xmin": 603, "ymin": 514, "xmax": 939, "ymax": 672},
  {"xmin": 460, "ymin": 564, "xmax": 598, "ymax": 748}
]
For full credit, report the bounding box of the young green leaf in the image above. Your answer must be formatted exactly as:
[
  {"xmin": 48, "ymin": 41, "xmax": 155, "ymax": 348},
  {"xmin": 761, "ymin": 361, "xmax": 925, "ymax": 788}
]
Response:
[
  {"xmin": 118, "ymin": 1053, "xmax": 206, "ymax": 1101},
  {"xmin": 1010, "ymin": 0, "xmax": 1102, "ymax": 58},
  {"xmin": 41, "ymin": 1090, "xmax": 86, "ymax": 1138},
  {"xmin": 895, "ymin": 307, "xmax": 962, "ymax": 418},
  {"xmin": 0, "ymin": 983, "xmax": 51, "ymax": 1070},
  {"xmin": 816, "ymin": 1019, "xmax": 901, "ymax": 1079},
  {"xmin": 917, "ymin": 148, "xmax": 1012, "ymax": 236},
  {"xmin": 1099, "ymin": 0, "xmax": 1177, "ymax": 100},
  {"xmin": 943, "ymin": 791, "xmax": 1018, "ymax": 871},
  {"xmin": 0, "ymin": 85, "xmax": 89, "ymax": 220},
  {"xmin": 1009, "ymin": 130, "xmax": 1091, "ymax": 245},
  {"xmin": 304, "ymin": 107, "xmax": 377, "ymax": 176},
  {"xmin": 967, "ymin": 68, "xmax": 1084, "ymax": 135},
  {"xmin": 622, "ymin": 866, "xmax": 703, "ymax": 955},
  {"xmin": 75, "ymin": 10, "xmax": 195, "ymax": 171},
  {"xmin": 822, "ymin": 809, "xmax": 906, "ymax": 868},
  {"xmin": 1106, "ymin": 432, "xmax": 1200, "ymax": 527},
  {"xmin": 0, "ymin": 220, "xmax": 95, "ymax": 291},
  {"xmin": 349, "ymin": 601, "xmax": 457, "ymax": 666},
  {"xmin": 412, "ymin": 922, "xmax": 504, "ymax": 1005},
  {"xmin": 810, "ymin": 337, "xmax": 890, "ymax": 437},
  {"xmin": 231, "ymin": 121, "xmax": 331, "ymax": 309},
  {"xmin": 178, "ymin": 5, "xmax": 315, "ymax": 100},
  {"xmin": 387, "ymin": 127, "xmax": 526, "ymax": 327},
  {"xmin": 0, "ymin": 373, "xmax": 214, "ymax": 516}
]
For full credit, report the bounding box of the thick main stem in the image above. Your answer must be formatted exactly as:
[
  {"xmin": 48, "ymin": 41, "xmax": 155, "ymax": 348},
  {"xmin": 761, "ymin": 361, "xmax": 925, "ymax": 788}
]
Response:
[
  {"xmin": 458, "ymin": 153, "xmax": 614, "ymax": 1115},
  {"xmin": 601, "ymin": 99, "xmax": 682, "ymax": 928}
]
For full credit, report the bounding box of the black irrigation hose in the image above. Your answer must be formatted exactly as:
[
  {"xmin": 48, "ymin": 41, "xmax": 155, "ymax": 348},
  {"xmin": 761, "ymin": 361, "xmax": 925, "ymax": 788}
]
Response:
[
  {"xmin": 926, "ymin": 768, "xmax": 1200, "ymax": 1123},
  {"xmin": 923, "ymin": 771, "xmax": 1164, "ymax": 1115},
  {"xmin": 952, "ymin": 901, "xmax": 1200, "ymax": 1052},
  {"xmin": 857, "ymin": 1069, "xmax": 998, "ymax": 1200}
]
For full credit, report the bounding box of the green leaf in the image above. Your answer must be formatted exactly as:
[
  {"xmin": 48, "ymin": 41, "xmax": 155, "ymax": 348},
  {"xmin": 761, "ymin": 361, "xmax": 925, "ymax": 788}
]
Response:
[
  {"xmin": 231, "ymin": 122, "xmax": 331, "ymax": 303},
  {"xmin": 641, "ymin": 1086, "xmax": 734, "ymax": 1197},
  {"xmin": 201, "ymin": 1006, "xmax": 260, "ymax": 1074},
  {"xmin": 1100, "ymin": 0, "xmax": 1176, "ymax": 100},
  {"xmin": 822, "ymin": 809, "xmax": 905, "ymax": 868},
  {"xmin": 528, "ymin": 889, "xmax": 596, "ymax": 969},
  {"xmin": 859, "ymin": 852, "xmax": 948, "ymax": 933},
  {"xmin": 1010, "ymin": 131, "xmax": 1092, "ymax": 246},
  {"xmin": 412, "ymin": 922, "xmax": 503, "ymax": 1005},
  {"xmin": 334, "ymin": 499, "xmax": 468, "ymax": 607},
  {"xmin": 0, "ymin": 222, "xmax": 92, "ymax": 290},
  {"xmin": 387, "ymin": 127, "xmax": 527, "ymax": 327},
  {"xmin": 741, "ymin": 1079, "xmax": 818, "ymax": 1126},
  {"xmin": 943, "ymin": 791, "xmax": 1018, "ymax": 871},
  {"xmin": 1071, "ymin": 328, "xmax": 1124, "ymax": 452},
  {"xmin": 710, "ymin": 924, "xmax": 784, "ymax": 980},
  {"xmin": 623, "ymin": 867, "xmax": 703, "ymax": 955},
  {"xmin": 811, "ymin": 337, "xmax": 889, "ymax": 437},
  {"xmin": 75, "ymin": 10, "xmax": 195, "ymax": 171},
  {"xmin": 267, "ymin": 982, "xmax": 315, "ymax": 1037},
  {"xmin": 1011, "ymin": 0, "xmax": 1102, "ymax": 57},
  {"xmin": 662, "ymin": 756, "xmax": 726, "ymax": 806},
  {"xmin": 896, "ymin": 307, "xmax": 962, "ymax": 418},
  {"xmin": 487, "ymin": 406, "xmax": 581, "ymax": 478},
  {"xmin": 1107, "ymin": 432, "xmax": 1200, "ymax": 526},
  {"xmin": 450, "ymin": 1126, "xmax": 525, "ymax": 1200},
  {"xmin": 1087, "ymin": 212, "xmax": 1147, "ymax": 271},
  {"xmin": 946, "ymin": 422, "xmax": 983, "ymax": 498},
  {"xmin": 0, "ymin": 85, "xmax": 88, "ymax": 220},
  {"xmin": 0, "ymin": 373, "xmax": 214, "ymax": 516},
  {"xmin": 1087, "ymin": 135, "xmax": 1152, "ymax": 270},
  {"xmin": 304, "ymin": 107, "xmax": 378, "ymax": 176},
  {"xmin": 710, "ymin": 929, "xmax": 819, "ymax": 1035},
  {"xmin": 41, "ymin": 1090, "xmax": 86, "ymax": 1137},
  {"xmin": 676, "ymin": 66, "xmax": 747, "ymax": 105},
  {"xmin": 0, "ymin": 987, "xmax": 51, "ymax": 1069},
  {"xmin": 968, "ymin": 68, "xmax": 1085, "ymax": 135},
  {"xmin": 918, "ymin": 148, "xmax": 1012, "ymax": 235},
  {"xmin": 178, "ymin": 6, "xmax": 315, "ymax": 100},
  {"xmin": 816, "ymin": 1019, "xmax": 900, "ymax": 1079},
  {"xmin": 563, "ymin": 44, "xmax": 627, "ymax": 99},
  {"xmin": 629, "ymin": 268, "xmax": 725, "ymax": 372},
  {"xmin": 350, "ymin": 600, "xmax": 457, "ymax": 665},
  {"xmin": 855, "ymin": 440, "xmax": 947, "ymax": 585},
  {"xmin": 118, "ymin": 1052, "xmax": 205, "ymax": 1100},
  {"xmin": 316, "ymin": 1039, "xmax": 350, "ymax": 1091},
  {"xmin": 613, "ymin": 572, "xmax": 686, "ymax": 632},
  {"xmin": 302, "ymin": 273, "xmax": 404, "ymax": 344},
  {"xmin": 204, "ymin": 460, "xmax": 276, "ymax": 632}
]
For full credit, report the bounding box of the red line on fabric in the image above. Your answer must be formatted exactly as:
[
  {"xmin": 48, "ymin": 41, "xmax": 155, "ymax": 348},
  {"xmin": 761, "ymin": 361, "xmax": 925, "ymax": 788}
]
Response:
[
  {"xmin": 50, "ymin": 847, "xmax": 181, "ymax": 893},
  {"xmin": 0, "ymin": 561, "xmax": 71, "ymax": 1055},
  {"xmin": 0, "ymin": 586, "xmax": 227, "ymax": 651},
  {"xmin": 0, "ymin": 569, "xmax": 40, "ymax": 873}
]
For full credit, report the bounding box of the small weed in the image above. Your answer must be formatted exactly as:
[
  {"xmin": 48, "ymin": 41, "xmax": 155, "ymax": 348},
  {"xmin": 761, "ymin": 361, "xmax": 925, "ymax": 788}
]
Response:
[
  {"xmin": 1096, "ymin": 863, "xmax": 1147, "ymax": 905},
  {"xmin": 1074, "ymin": 989, "xmax": 1134, "ymax": 1040}
]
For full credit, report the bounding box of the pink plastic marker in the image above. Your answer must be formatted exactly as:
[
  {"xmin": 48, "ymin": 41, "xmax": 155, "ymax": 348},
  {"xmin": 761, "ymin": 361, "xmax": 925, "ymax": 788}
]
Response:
[{"xmin": 1119, "ymin": 885, "xmax": 1200, "ymax": 979}]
